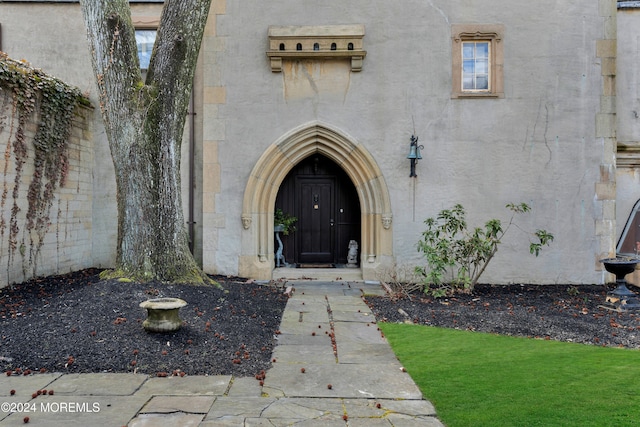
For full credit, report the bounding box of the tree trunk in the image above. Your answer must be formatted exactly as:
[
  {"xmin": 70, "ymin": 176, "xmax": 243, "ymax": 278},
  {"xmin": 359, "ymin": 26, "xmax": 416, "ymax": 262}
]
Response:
[{"xmin": 80, "ymin": 0, "xmax": 214, "ymax": 284}]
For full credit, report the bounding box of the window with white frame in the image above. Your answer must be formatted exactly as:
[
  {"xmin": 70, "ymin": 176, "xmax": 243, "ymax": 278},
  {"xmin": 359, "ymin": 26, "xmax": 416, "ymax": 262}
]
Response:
[
  {"xmin": 451, "ymin": 24, "xmax": 504, "ymax": 98},
  {"xmin": 462, "ymin": 41, "xmax": 490, "ymax": 91}
]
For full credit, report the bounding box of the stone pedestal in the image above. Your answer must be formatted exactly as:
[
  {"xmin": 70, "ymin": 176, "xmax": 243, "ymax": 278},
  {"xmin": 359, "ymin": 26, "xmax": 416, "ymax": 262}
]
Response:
[{"xmin": 140, "ymin": 298, "xmax": 188, "ymax": 332}]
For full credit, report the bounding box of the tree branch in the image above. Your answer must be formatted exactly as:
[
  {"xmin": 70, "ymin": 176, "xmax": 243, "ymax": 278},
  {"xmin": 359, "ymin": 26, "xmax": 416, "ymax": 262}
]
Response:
[
  {"xmin": 148, "ymin": 0, "xmax": 212, "ymax": 143},
  {"xmin": 80, "ymin": 0, "xmax": 142, "ymax": 133}
]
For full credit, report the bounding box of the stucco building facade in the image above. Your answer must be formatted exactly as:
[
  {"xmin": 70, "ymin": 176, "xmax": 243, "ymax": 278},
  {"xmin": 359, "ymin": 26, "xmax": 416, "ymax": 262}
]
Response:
[{"xmin": 0, "ymin": 0, "xmax": 638, "ymax": 285}]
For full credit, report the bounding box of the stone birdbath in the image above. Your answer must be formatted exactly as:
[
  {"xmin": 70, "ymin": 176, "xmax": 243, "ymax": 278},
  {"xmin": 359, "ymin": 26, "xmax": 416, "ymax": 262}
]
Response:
[
  {"xmin": 139, "ymin": 298, "xmax": 188, "ymax": 332},
  {"xmin": 600, "ymin": 257, "xmax": 640, "ymax": 311}
]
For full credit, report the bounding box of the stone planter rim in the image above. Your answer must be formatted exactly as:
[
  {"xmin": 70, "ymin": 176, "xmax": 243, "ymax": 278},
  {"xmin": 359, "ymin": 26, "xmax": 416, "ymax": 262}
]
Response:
[{"xmin": 139, "ymin": 297, "xmax": 188, "ymax": 309}]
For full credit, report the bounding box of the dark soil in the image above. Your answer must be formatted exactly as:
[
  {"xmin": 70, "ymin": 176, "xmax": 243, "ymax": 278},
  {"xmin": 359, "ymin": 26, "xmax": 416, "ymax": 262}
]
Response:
[
  {"xmin": 364, "ymin": 283, "xmax": 640, "ymax": 349},
  {"xmin": 2, "ymin": 272, "xmax": 640, "ymax": 380},
  {"xmin": 0, "ymin": 269, "xmax": 288, "ymax": 377}
]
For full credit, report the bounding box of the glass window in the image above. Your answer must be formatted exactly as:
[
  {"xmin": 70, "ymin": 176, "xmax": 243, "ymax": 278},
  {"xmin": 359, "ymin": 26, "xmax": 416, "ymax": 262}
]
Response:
[
  {"xmin": 136, "ymin": 30, "xmax": 157, "ymax": 70},
  {"xmin": 462, "ymin": 41, "xmax": 490, "ymax": 91},
  {"xmin": 451, "ymin": 24, "xmax": 504, "ymax": 99}
]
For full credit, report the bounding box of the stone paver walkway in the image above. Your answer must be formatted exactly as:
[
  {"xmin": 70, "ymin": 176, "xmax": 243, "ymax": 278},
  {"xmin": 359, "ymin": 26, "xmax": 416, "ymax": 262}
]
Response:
[{"xmin": 0, "ymin": 280, "xmax": 443, "ymax": 426}]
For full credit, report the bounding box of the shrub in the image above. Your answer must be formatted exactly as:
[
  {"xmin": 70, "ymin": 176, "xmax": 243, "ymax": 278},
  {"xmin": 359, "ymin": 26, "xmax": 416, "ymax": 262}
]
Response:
[
  {"xmin": 416, "ymin": 203, "xmax": 553, "ymax": 296},
  {"xmin": 274, "ymin": 208, "xmax": 297, "ymax": 236}
]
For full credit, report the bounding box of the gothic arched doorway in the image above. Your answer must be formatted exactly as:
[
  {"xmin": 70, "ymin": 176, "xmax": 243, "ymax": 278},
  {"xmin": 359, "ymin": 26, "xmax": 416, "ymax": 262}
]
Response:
[
  {"xmin": 239, "ymin": 121, "xmax": 393, "ymax": 280},
  {"xmin": 275, "ymin": 154, "xmax": 361, "ymax": 266}
]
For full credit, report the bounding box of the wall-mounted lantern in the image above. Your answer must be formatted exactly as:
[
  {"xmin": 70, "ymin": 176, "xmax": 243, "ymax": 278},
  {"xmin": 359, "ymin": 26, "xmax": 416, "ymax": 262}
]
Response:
[{"xmin": 407, "ymin": 135, "xmax": 424, "ymax": 177}]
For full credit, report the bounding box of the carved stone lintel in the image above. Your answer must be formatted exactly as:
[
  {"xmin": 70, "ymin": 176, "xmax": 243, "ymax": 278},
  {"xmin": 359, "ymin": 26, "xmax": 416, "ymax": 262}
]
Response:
[
  {"xmin": 453, "ymin": 31, "xmax": 501, "ymax": 43},
  {"xmin": 382, "ymin": 214, "xmax": 392, "ymax": 229},
  {"xmin": 241, "ymin": 214, "xmax": 251, "ymax": 230}
]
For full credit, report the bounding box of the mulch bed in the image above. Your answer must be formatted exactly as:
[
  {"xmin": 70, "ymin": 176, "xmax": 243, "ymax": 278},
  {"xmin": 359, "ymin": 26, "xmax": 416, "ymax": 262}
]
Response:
[
  {"xmin": 0, "ymin": 269, "xmax": 288, "ymax": 377},
  {"xmin": 364, "ymin": 283, "xmax": 640, "ymax": 349}
]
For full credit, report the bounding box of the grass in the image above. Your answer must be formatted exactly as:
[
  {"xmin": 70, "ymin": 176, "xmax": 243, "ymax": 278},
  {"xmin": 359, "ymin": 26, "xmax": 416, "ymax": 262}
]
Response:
[{"xmin": 378, "ymin": 323, "xmax": 640, "ymax": 427}]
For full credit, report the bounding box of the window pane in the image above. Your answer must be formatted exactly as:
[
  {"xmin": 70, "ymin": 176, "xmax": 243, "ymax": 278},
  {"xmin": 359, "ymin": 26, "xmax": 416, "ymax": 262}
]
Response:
[
  {"xmin": 463, "ymin": 60, "xmax": 475, "ymax": 74},
  {"xmin": 475, "ymin": 75, "xmax": 489, "ymax": 90},
  {"xmin": 475, "ymin": 59, "xmax": 488, "ymax": 74},
  {"xmin": 462, "ymin": 43, "xmax": 474, "ymax": 59},
  {"xmin": 475, "ymin": 42, "xmax": 489, "ymax": 58},
  {"xmin": 136, "ymin": 30, "xmax": 157, "ymax": 70},
  {"xmin": 463, "ymin": 75, "xmax": 474, "ymax": 90}
]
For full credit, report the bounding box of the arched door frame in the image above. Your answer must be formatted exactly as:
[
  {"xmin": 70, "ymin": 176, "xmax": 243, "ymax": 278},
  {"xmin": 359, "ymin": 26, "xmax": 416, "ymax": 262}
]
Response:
[{"xmin": 240, "ymin": 121, "xmax": 393, "ymax": 280}]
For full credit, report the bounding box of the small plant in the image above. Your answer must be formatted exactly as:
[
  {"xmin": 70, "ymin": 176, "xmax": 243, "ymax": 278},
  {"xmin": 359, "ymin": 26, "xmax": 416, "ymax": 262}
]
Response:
[
  {"xmin": 274, "ymin": 208, "xmax": 297, "ymax": 235},
  {"xmin": 567, "ymin": 286, "xmax": 580, "ymax": 296},
  {"xmin": 376, "ymin": 262, "xmax": 425, "ymax": 299},
  {"xmin": 416, "ymin": 203, "xmax": 553, "ymax": 296}
]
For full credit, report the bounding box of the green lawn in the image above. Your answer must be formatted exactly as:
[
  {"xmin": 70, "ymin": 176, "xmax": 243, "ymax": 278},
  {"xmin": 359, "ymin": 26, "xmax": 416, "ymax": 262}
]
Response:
[{"xmin": 378, "ymin": 323, "xmax": 640, "ymax": 427}]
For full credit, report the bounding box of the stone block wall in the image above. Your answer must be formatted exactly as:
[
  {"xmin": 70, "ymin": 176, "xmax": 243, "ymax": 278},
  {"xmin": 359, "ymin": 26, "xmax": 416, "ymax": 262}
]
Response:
[
  {"xmin": 0, "ymin": 90, "xmax": 94, "ymax": 287},
  {"xmin": 593, "ymin": 0, "xmax": 619, "ymax": 275},
  {"xmin": 200, "ymin": 0, "xmax": 226, "ymax": 275}
]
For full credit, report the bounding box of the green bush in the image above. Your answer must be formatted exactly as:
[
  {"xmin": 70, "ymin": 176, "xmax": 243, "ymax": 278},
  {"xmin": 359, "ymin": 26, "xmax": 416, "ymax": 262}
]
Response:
[
  {"xmin": 416, "ymin": 203, "xmax": 553, "ymax": 296},
  {"xmin": 274, "ymin": 208, "xmax": 297, "ymax": 236}
]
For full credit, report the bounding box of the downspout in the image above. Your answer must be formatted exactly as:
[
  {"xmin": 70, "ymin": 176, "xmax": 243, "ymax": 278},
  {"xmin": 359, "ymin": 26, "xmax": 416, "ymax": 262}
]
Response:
[{"xmin": 188, "ymin": 91, "xmax": 195, "ymax": 254}]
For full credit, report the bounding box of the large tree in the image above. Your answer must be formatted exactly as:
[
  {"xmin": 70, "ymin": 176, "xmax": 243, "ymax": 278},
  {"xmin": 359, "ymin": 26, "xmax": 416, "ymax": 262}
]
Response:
[{"xmin": 80, "ymin": 0, "xmax": 214, "ymax": 284}]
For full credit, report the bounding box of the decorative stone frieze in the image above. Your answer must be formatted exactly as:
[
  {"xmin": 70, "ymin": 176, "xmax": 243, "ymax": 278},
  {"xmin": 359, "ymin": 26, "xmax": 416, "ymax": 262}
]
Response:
[{"xmin": 267, "ymin": 25, "xmax": 366, "ymax": 72}]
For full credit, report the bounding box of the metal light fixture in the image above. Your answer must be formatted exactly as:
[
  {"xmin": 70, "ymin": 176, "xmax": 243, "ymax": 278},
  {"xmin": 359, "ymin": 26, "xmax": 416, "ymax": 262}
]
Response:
[{"xmin": 407, "ymin": 135, "xmax": 424, "ymax": 177}]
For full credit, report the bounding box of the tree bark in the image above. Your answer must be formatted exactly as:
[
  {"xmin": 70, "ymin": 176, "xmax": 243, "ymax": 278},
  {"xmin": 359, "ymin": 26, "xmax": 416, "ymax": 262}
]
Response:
[{"xmin": 80, "ymin": 0, "xmax": 214, "ymax": 284}]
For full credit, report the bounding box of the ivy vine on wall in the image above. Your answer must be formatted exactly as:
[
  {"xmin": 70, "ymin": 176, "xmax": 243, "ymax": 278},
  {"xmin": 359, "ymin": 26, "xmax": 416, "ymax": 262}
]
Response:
[{"xmin": 0, "ymin": 52, "xmax": 89, "ymax": 278}]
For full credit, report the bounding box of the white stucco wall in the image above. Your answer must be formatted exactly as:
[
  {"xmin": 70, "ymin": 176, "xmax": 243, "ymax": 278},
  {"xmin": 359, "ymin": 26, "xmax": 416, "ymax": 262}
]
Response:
[{"xmin": 213, "ymin": 0, "xmax": 608, "ymax": 283}]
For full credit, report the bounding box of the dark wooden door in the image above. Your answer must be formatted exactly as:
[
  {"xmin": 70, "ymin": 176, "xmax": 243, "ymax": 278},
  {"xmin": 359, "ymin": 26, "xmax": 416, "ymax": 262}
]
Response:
[
  {"xmin": 297, "ymin": 177, "xmax": 335, "ymax": 263},
  {"xmin": 275, "ymin": 154, "xmax": 360, "ymax": 266}
]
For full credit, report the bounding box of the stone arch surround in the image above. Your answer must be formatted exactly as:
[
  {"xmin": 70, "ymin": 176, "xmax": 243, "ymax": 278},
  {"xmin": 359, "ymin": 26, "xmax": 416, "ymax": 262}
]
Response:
[{"xmin": 240, "ymin": 121, "xmax": 393, "ymax": 280}]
